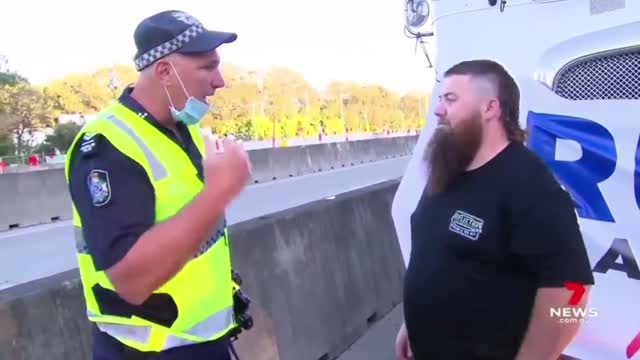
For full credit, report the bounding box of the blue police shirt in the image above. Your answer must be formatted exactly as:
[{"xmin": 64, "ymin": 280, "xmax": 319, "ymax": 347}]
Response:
[{"xmin": 67, "ymin": 87, "xmax": 232, "ymax": 360}]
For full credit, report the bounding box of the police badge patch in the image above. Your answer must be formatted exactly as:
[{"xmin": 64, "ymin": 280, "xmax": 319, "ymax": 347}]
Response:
[{"xmin": 87, "ymin": 169, "xmax": 111, "ymax": 206}]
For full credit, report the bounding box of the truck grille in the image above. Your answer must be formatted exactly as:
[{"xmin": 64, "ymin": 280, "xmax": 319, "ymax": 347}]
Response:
[
  {"xmin": 590, "ymin": 0, "xmax": 625, "ymax": 15},
  {"xmin": 553, "ymin": 48, "xmax": 640, "ymax": 100}
]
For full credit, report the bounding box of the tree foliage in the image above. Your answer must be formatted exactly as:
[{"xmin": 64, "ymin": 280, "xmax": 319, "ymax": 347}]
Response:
[
  {"xmin": 0, "ymin": 82, "xmax": 54, "ymax": 155},
  {"xmin": 35, "ymin": 122, "xmax": 82, "ymax": 154},
  {"xmin": 0, "ymin": 61, "xmax": 430, "ymax": 155},
  {"xmin": 0, "ymin": 54, "xmax": 29, "ymax": 87}
]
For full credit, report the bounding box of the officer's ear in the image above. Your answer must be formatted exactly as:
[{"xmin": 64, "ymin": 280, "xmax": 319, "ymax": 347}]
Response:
[{"xmin": 152, "ymin": 59, "xmax": 175, "ymax": 87}]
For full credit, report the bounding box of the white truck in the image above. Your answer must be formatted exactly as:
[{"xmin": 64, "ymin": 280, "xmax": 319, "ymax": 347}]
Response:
[{"xmin": 391, "ymin": 1, "xmax": 640, "ymax": 359}]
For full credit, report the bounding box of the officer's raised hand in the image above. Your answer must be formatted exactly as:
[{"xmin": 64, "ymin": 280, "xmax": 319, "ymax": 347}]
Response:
[{"xmin": 202, "ymin": 135, "xmax": 251, "ymax": 201}]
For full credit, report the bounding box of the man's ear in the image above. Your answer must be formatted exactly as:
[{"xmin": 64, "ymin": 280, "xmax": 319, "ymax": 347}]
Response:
[
  {"xmin": 153, "ymin": 61, "xmax": 173, "ymax": 86},
  {"xmin": 484, "ymin": 98, "xmax": 501, "ymax": 122}
]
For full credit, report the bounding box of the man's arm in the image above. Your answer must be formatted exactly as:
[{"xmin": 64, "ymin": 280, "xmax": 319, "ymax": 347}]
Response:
[
  {"xmin": 515, "ymin": 286, "xmax": 591, "ymax": 360},
  {"xmin": 508, "ymin": 169, "xmax": 595, "ymax": 360},
  {"xmin": 107, "ymin": 184, "xmax": 231, "ymax": 305},
  {"xmin": 69, "ymin": 134, "xmax": 233, "ymax": 305}
]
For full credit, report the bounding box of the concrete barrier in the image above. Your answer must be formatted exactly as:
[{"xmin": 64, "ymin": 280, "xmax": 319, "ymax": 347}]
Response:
[
  {"xmin": 0, "ymin": 180, "xmax": 406, "ymax": 360},
  {"xmin": 247, "ymin": 136, "xmax": 417, "ymax": 182},
  {"xmin": 0, "ymin": 171, "xmax": 71, "ymax": 231},
  {"xmin": 0, "ymin": 136, "xmax": 416, "ymax": 231}
]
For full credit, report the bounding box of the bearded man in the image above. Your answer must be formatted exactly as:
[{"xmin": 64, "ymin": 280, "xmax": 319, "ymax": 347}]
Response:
[{"xmin": 394, "ymin": 59, "xmax": 594, "ymax": 360}]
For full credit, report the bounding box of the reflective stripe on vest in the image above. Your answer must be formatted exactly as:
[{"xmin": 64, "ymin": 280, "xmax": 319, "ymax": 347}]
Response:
[
  {"xmin": 94, "ymin": 305, "xmax": 234, "ymax": 350},
  {"xmin": 73, "ymin": 218, "xmax": 227, "ymax": 257},
  {"xmin": 74, "ymin": 226, "xmax": 88, "ymax": 254},
  {"xmin": 106, "ymin": 114, "xmax": 168, "ymax": 182}
]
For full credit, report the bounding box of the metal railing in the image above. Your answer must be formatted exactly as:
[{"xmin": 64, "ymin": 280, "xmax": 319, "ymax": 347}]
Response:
[{"xmin": 0, "ymin": 153, "xmax": 66, "ymax": 174}]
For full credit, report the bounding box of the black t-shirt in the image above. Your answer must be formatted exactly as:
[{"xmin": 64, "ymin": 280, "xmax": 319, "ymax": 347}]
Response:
[
  {"xmin": 403, "ymin": 141, "xmax": 595, "ymax": 360},
  {"xmin": 67, "ymin": 87, "xmax": 230, "ymax": 360}
]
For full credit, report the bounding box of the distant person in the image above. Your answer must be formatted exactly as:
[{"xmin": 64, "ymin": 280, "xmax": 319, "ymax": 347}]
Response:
[
  {"xmin": 64, "ymin": 10, "xmax": 253, "ymax": 360},
  {"xmin": 395, "ymin": 59, "xmax": 594, "ymax": 360},
  {"xmin": 28, "ymin": 154, "xmax": 39, "ymax": 167},
  {"xmin": 0, "ymin": 157, "xmax": 7, "ymax": 173}
]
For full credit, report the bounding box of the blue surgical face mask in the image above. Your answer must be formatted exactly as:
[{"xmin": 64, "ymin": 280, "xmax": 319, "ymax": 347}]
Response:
[{"xmin": 164, "ymin": 62, "xmax": 210, "ymax": 125}]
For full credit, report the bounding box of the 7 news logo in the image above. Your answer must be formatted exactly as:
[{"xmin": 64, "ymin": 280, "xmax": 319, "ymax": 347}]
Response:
[
  {"xmin": 549, "ymin": 282, "xmax": 597, "ymax": 324},
  {"xmin": 551, "ymin": 282, "xmax": 640, "ymax": 359}
]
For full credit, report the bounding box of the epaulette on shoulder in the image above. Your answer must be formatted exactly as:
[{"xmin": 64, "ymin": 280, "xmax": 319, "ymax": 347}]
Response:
[{"xmin": 78, "ymin": 131, "xmax": 101, "ymax": 157}]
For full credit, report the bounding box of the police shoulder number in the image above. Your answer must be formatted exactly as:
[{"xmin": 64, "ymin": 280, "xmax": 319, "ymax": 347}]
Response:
[{"xmin": 79, "ymin": 132, "xmax": 99, "ymax": 157}]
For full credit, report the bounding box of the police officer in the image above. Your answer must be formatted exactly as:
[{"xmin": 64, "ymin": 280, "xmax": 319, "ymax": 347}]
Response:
[{"xmin": 64, "ymin": 10, "xmax": 251, "ymax": 360}]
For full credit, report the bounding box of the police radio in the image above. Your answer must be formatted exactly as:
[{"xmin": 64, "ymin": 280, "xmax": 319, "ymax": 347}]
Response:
[{"xmin": 230, "ymin": 269, "xmax": 254, "ymax": 339}]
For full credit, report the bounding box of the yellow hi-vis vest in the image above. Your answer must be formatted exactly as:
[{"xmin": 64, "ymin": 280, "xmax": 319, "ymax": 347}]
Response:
[{"xmin": 64, "ymin": 101, "xmax": 236, "ymax": 352}]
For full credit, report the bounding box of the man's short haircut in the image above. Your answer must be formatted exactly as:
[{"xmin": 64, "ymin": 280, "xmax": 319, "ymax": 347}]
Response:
[{"xmin": 444, "ymin": 59, "xmax": 525, "ymax": 143}]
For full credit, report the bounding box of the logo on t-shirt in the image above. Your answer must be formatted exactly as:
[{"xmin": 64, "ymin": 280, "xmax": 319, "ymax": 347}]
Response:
[{"xmin": 449, "ymin": 210, "xmax": 484, "ymax": 241}]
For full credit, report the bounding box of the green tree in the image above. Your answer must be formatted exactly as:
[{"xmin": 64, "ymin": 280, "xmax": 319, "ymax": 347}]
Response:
[
  {"xmin": 38, "ymin": 122, "xmax": 82, "ymax": 153},
  {"xmin": 0, "ymin": 72, "xmax": 29, "ymax": 87},
  {"xmin": 263, "ymin": 67, "xmax": 318, "ymax": 117},
  {"xmin": 43, "ymin": 73, "xmax": 112, "ymax": 115},
  {"xmin": 252, "ymin": 116, "xmax": 275, "ymax": 140},
  {"xmin": 0, "ymin": 55, "xmax": 29, "ymax": 87},
  {"xmin": 207, "ymin": 64, "xmax": 260, "ymax": 136},
  {"xmin": 0, "ymin": 83, "xmax": 54, "ymax": 155},
  {"xmin": 0, "ymin": 56, "xmax": 428, "ymax": 143},
  {"xmin": 400, "ymin": 92, "xmax": 430, "ymax": 131},
  {"xmin": 0, "ymin": 133, "xmax": 11, "ymax": 156},
  {"xmin": 92, "ymin": 65, "xmax": 138, "ymax": 99},
  {"xmin": 41, "ymin": 64, "xmax": 136, "ymax": 117}
]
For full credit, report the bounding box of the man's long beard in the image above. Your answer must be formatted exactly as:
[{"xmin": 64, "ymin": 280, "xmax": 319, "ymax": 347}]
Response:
[{"xmin": 424, "ymin": 113, "xmax": 483, "ymax": 196}]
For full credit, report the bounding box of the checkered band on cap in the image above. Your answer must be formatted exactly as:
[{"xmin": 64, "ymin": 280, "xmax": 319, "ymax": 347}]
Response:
[{"xmin": 134, "ymin": 23, "xmax": 205, "ymax": 70}]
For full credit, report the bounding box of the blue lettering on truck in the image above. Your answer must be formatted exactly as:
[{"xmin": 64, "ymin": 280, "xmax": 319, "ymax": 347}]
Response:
[{"xmin": 526, "ymin": 111, "xmax": 640, "ymax": 223}]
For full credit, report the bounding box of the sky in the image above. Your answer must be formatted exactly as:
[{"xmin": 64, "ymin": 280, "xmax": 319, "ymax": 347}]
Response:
[{"xmin": 1, "ymin": 0, "xmax": 436, "ymax": 95}]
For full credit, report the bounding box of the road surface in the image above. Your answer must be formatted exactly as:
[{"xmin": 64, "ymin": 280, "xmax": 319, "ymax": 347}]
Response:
[
  {"xmin": 337, "ymin": 304, "xmax": 404, "ymax": 360},
  {"xmin": 0, "ymin": 157, "xmax": 409, "ymax": 290}
]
